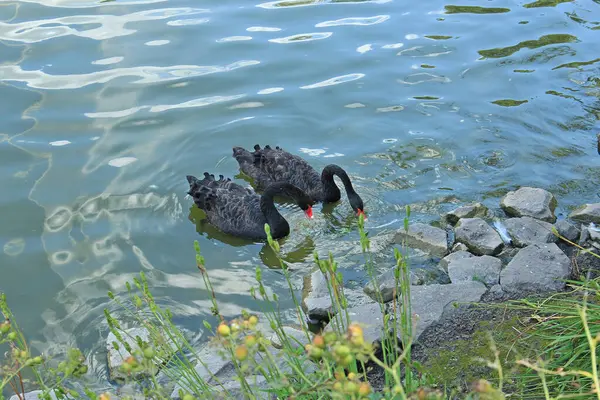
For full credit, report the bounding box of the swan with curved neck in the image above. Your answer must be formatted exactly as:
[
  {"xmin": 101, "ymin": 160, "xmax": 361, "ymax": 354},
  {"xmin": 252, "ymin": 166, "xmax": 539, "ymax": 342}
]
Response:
[
  {"xmin": 232, "ymin": 144, "xmax": 365, "ymax": 217},
  {"xmin": 186, "ymin": 173, "xmax": 313, "ymax": 240}
]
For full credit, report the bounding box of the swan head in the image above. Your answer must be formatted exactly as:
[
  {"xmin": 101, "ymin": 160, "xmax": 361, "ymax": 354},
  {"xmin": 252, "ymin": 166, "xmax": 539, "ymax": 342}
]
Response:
[{"xmin": 348, "ymin": 191, "xmax": 366, "ymax": 219}]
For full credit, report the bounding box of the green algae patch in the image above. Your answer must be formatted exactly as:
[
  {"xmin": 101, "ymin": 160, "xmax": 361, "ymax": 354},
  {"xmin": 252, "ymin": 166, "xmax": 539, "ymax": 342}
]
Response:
[
  {"xmin": 524, "ymin": 0, "xmax": 573, "ymax": 8},
  {"xmin": 425, "ymin": 35, "xmax": 453, "ymax": 40},
  {"xmin": 478, "ymin": 34, "xmax": 578, "ymax": 59},
  {"xmin": 445, "ymin": 5, "xmax": 510, "ymax": 14},
  {"xmin": 491, "ymin": 99, "xmax": 528, "ymax": 107}
]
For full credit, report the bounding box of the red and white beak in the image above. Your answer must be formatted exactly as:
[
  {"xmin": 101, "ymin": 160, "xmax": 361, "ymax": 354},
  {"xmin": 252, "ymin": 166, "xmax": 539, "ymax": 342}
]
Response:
[
  {"xmin": 305, "ymin": 206, "xmax": 314, "ymax": 219},
  {"xmin": 357, "ymin": 209, "xmax": 367, "ymax": 220}
]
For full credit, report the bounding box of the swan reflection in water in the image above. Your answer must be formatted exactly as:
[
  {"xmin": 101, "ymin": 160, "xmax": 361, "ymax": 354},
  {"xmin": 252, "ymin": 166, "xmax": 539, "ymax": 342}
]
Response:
[{"xmin": 187, "ymin": 205, "xmax": 316, "ymax": 269}]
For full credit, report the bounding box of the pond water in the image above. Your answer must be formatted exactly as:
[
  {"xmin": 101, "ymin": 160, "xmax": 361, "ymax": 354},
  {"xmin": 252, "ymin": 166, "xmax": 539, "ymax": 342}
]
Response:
[{"xmin": 1, "ymin": 0, "xmax": 599, "ymax": 390}]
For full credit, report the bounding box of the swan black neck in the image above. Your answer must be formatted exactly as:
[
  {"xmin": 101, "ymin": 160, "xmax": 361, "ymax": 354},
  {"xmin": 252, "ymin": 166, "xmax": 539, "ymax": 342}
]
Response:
[
  {"xmin": 260, "ymin": 184, "xmax": 290, "ymax": 239},
  {"xmin": 321, "ymin": 164, "xmax": 358, "ymax": 203}
]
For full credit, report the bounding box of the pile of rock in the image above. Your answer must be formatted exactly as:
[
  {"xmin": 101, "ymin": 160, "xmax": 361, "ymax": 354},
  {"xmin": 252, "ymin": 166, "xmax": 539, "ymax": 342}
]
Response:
[{"xmin": 300, "ymin": 186, "xmax": 600, "ymax": 350}]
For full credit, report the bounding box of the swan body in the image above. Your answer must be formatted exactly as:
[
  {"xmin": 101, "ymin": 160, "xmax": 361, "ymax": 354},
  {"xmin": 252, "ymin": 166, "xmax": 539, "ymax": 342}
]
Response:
[
  {"xmin": 232, "ymin": 144, "xmax": 365, "ymax": 216},
  {"xmin": 186, "ymin": 173, "xmax": 313, "ymax": 240}
]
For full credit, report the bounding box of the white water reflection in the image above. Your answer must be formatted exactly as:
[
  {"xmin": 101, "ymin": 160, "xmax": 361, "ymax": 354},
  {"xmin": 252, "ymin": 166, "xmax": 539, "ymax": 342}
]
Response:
[
  {"xmin": 269, "ymin": 32, "xmax": 332, "ymax": 43},
  {"xmin": 0, "ymin": 8, "xmax": 209, "ymax": 43},
  {"xmin": 0, "ymin": 61, "xmax": 260, "ymax": 89},
  {"xmin": 300, "ymin": 73, "xmax": 365, "ymax": 89},
  {"xmin": 315, "ymin": 15, "xmax": 389, "ymax": 27},
  {"xmin": 247, "ymin": 26, "xmax": 281, "ymax": 32}
]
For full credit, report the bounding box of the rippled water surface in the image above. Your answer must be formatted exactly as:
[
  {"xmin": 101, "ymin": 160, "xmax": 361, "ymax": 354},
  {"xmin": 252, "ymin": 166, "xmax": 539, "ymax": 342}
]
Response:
[{"xmin": 1, "ymin": 0, "xmax": 599, "ymax": 389}]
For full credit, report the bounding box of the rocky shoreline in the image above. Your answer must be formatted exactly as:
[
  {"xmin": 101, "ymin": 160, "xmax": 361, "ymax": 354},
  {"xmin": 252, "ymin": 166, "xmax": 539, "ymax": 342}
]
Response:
[{"xmin": 13, "ymin": 187, "xmax": 600, "ymax": 400}]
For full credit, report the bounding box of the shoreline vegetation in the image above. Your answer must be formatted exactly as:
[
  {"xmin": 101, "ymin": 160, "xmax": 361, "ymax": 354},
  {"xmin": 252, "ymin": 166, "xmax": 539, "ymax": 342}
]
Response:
[{"xmin": 3, "ymin": 186, "xmax": 600, "ymax": 400}]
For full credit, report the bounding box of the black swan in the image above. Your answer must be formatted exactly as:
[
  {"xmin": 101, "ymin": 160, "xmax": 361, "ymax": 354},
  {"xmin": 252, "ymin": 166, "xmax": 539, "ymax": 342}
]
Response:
[
  {"xmin": 186, "ymin": 173, "xmax": 314, "ymax": 240},
  {"xmin": 232, "ymin": 144, "xmax": 365, "ymax": 217}
]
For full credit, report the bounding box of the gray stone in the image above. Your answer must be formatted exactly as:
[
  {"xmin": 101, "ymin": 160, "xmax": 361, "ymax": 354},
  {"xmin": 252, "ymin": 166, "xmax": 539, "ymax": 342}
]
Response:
[
  {"xmin": 364, "ymin": 268, "xmax": 449, "ymax": 303},
  {"xmin": 330, "ymin": 282, "xmax": 486, "ymax": 346},
  {"xmin": 440, "ymin": 250, "xmax": 473, "ymax": 271},
  {"xmin": 500, "ymin": 187, "xmax": 557, "ymax": 223},
  {"xmin": 171, "ymin": 343, "xmax": 279, "ymax": 399},
  {"xmin": 455, "ymin": 218, "xmax": 504, "ymax": 256},
  {"xmin": 579, "ymin": 224, "xmax": 590, "ymax": 246},
  {"xmin": 496, "ymin": 246, "xmax": 520, "ymax": 265},
  {"xmin": 444, "ymin": 203, "xmax": 490, "ymax": 225},
  {"xmin": 451, "ymin": 242, "xmax": 469, "ymax": 252},
  {"xmin": 570, "ymin": 203, "xmax": 600, "ymax": 224},
  {"xmin": 554, "ymin": 219, "xmax": 580, "ymax": 242},
  {"xmin": 503, "ymin": 217, "xmax": 557, "ymax": 247},
  {"xmin": 301, "ymin": 269, "xmax": 334, "ymax": 322},
  {"xmin": 447, "ymin": 255, "xmax": 502, "ymax": 286},
  {"xmin": 301, "ymin": 269, "xmax": 372, "ymax": 323},
  {"xmin": 399, "ymin": 282, "xmax": 487, "ymax": 340},
  {"xmin": 10, "ymin": 391, "xmax": 59, "ymax": 400},
  {"xmin": 500, "ymin": 243, "xmax": 571, "ymax": 293},
  {"xmin": 394, "ymin": 223, "xmax": 449, "ymax": 257},
  {"xmin": 270, "ymin": 326, "xmax": 309, "ymax": 350}
]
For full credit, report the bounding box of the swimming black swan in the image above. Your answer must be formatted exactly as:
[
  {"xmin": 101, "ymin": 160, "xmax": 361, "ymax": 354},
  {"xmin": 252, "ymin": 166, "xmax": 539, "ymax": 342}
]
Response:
[
  {"xmin": 232, "ymin": 144, "xmax": 365, "ymax": 217},
  {"xmin": 186, "ymin": 173, "xmax": 314, "ymax": 240}
]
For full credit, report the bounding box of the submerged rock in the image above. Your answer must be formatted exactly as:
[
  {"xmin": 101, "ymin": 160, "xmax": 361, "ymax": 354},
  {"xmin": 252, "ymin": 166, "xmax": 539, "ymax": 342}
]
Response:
[
  {"xmin": 503, "ymin": 217, "xmax": 557, "ymax": 247},
  {"xmin": 500, "ymin": 243, "xmax": 570, "ymax": 294},
  {"xmin": 394, "ymin": 223, "xmax": 449, "ymax": 257},
  {"xmin": 446, "ymin": 255, "xmax": 502, "ymax": 286},
  {"xmin": 554, "ymin": 219, "xmax": 580, "ymax": 243},
  {"xmin": 107, "ymin": 327, "xmax": 177, "ymax": 382},
  {"xmin": 364, "ymin": 267, "xmax": 450, "ymax": 303},
  {"xmin": 444, "ymin": 203, "xmax": 490, "ymax": 225},
  {"xmin": 569, "ymin": 203, "xmax": 600, "ymax": 224},
  {"xmin": 500, "ymin": 187, "xmax": 557, "ymax": 223},
  {"xmin": 455, "ymin": 218, "xmax": 504, "ymax": 256}
]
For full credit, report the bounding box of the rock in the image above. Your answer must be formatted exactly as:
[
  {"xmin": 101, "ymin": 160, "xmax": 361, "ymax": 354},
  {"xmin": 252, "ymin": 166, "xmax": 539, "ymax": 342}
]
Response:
[
  {"xmin": 446, "ymin": 255, "xmax": 502, "ymax": 286},
  {"xmin": 569, "ymin": 203, "xmax": 600, "ymax": 224},
  {"xmin": 444, "ymin": 203, "xmax": 490, "ymax": 225},
  {"xmin": 214, "ymin": 376, "xmax": 270, "ymax": 400},
  {"xmin": 451, "ymin": 243, "xmax": 469, "ymax": 252},
  {"xmin": 10, "ymin": 391, "xmax": 59, "ymax": 400},
  {"xmin": 399, "ymin": 282, "xmax": 487, "ymax": 340},
  {"xmin": 455, "ymin": 218, "xmax": 504, "ymax": 256},
  {"xmin": 579, "ymin": 224, "xmax": 590, "ymax": 246},
  {"xmin": 554, "ymin": 219, "xmax": 580, "ymax": 243},
  {"xmin": 500, "ymin": 187, "xmax": 557, "ymax": 223},
  {"xmin": 440, "ymin": 250, "xmax": 473, "ymax": 271},
  {"xmin": 331, "ymin": 282, "xmax": 486, "ymax": 347},
  {"xmin": 107, "ymin": 327, "xmax": 177, "ymax": 381},
  {"xmin": 364, "ymin": 268, "xmax": 449, "ymax": 303},
  {"xmin": 573, "ymin": 247, "xmax": 600, "ymax": 280},
  {"xmin": 301, "ymin": 269, "xmax": 334, "ymax": 322},
  {"xmin": 500, "ymin": 243, "xmax": 570, "ymax": 294},
  {"xmin": 394, "ymin": 223, "xmax": 449, "ymax": 257},
  {"xmin": 496, "ymin": 247, "xmax": 519, "ymax": 265},
  {"xmin": 270, "ymin": 326, "xmax": 309, "ymax": 350},
  {"xmin": 302, "ymin": 269, "xmax": 372, "ymax": 323},
  {"xmin": 503, "ymin": 217, "xmax": 557, "ymax": 247}
]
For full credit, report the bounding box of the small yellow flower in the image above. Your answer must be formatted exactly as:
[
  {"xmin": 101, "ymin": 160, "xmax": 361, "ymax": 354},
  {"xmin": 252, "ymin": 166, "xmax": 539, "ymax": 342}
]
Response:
[
  {"xmin": 217, "ymin": 323, "xmax": 231, "ymax": 337},
  {"xmin": 235, "ymin": 345, "xmax": 249, "ymax": 361}
]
